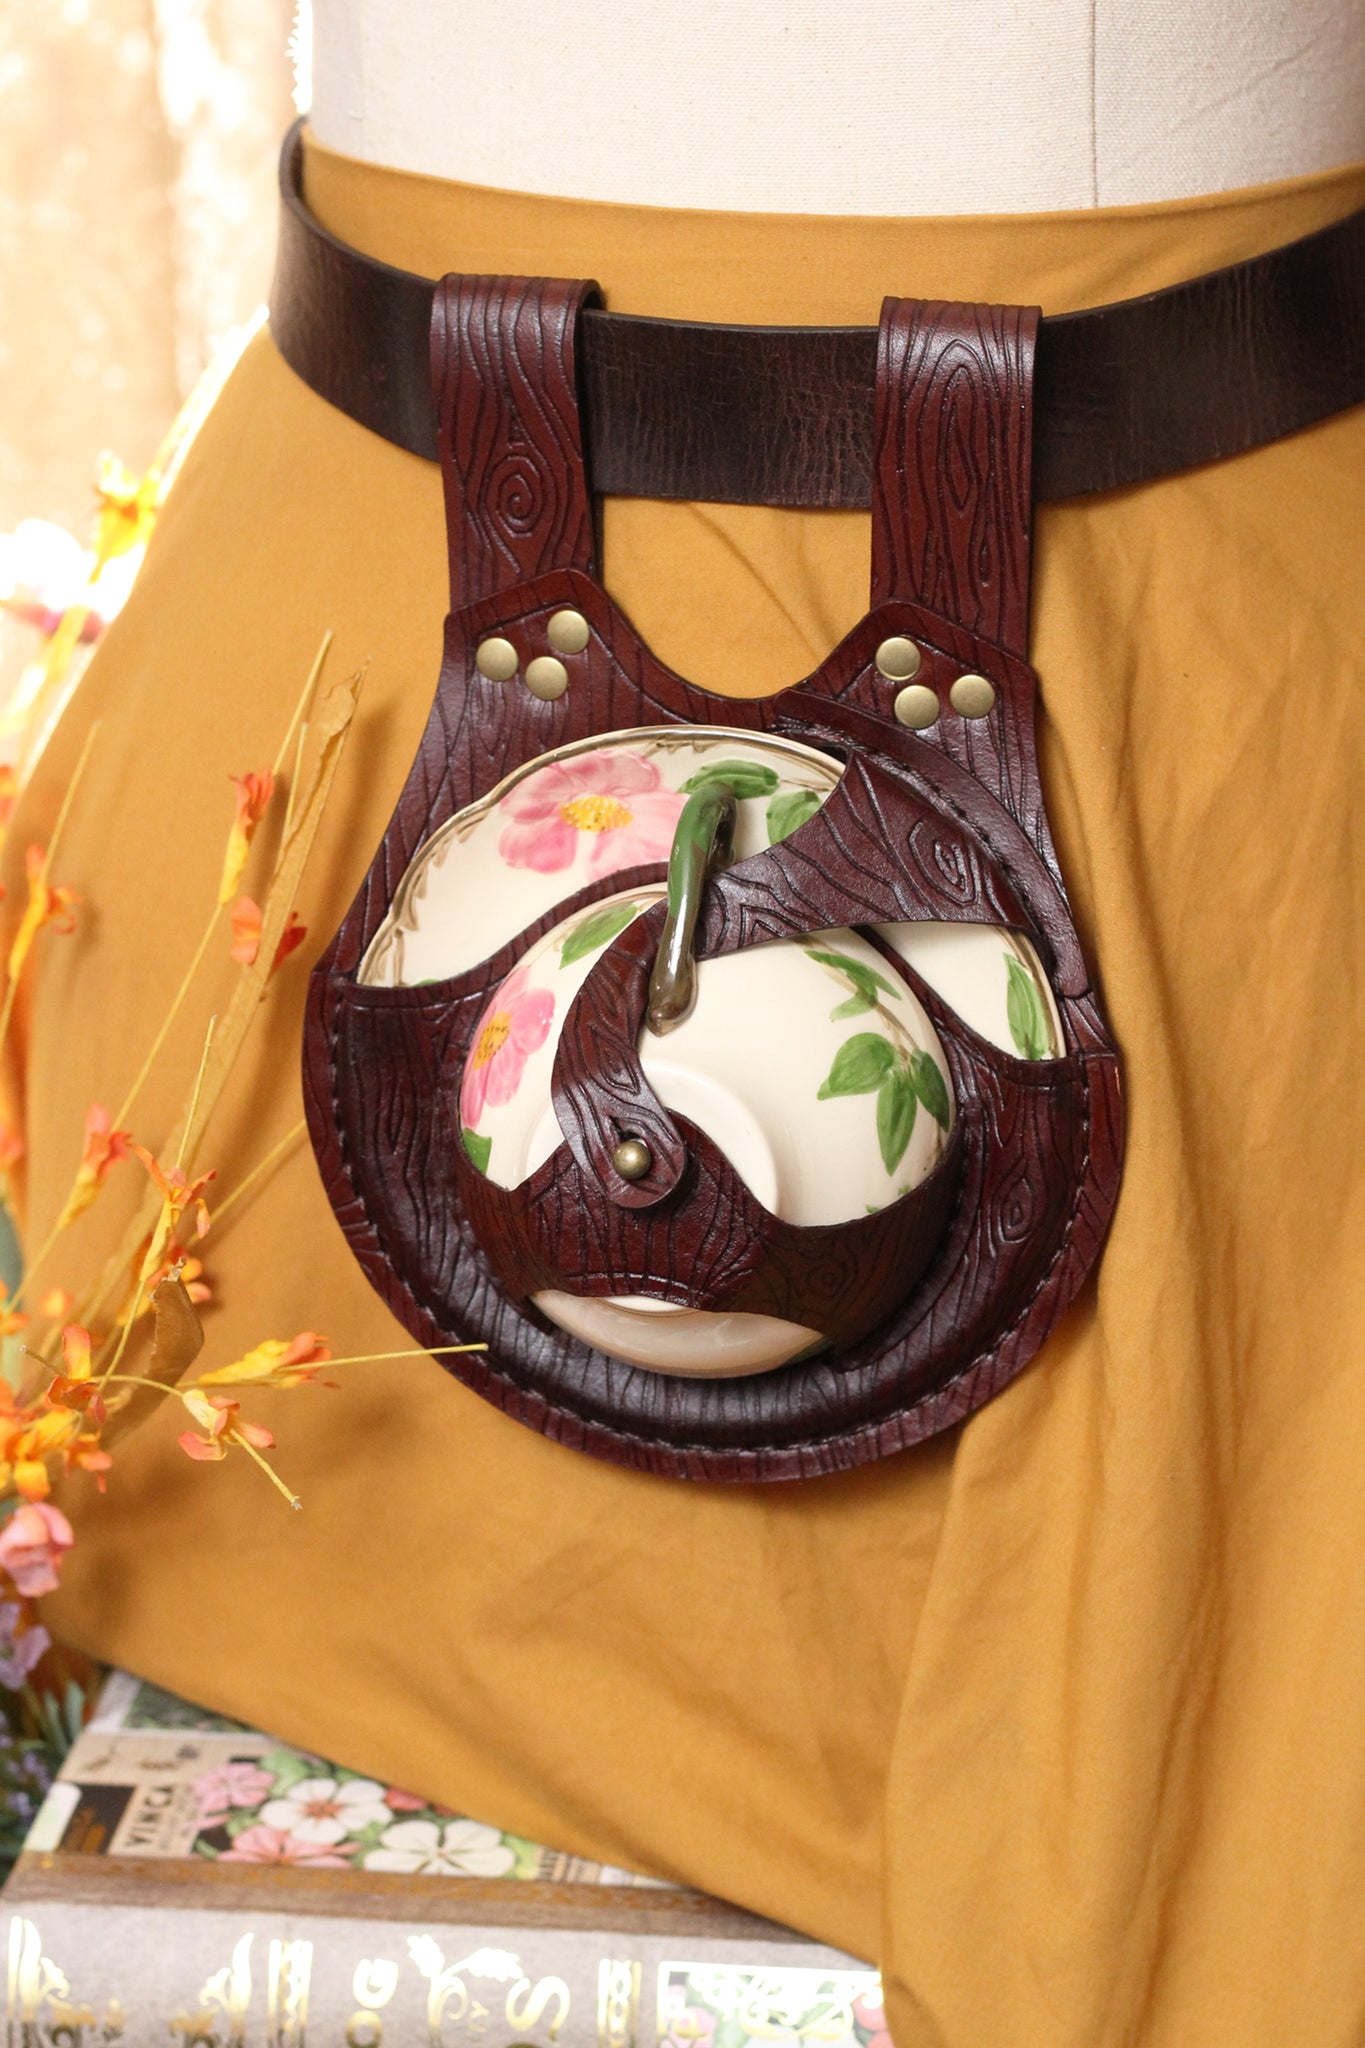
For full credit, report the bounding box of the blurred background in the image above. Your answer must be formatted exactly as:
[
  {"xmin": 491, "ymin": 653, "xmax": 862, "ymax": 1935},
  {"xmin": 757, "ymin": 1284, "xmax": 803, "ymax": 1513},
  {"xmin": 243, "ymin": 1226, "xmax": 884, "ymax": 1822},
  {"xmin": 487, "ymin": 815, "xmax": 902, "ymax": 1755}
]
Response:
[{"xmin": 0, "ymin": 0, "xmax": 308, "ymax": 714}]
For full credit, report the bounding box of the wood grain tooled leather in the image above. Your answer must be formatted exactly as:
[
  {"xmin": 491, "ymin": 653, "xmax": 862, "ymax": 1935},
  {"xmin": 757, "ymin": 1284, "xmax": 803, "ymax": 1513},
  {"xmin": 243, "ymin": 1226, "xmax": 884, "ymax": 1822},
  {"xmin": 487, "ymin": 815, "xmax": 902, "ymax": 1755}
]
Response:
[
  {"xmin": 431, "ymin": 276, "xmax": 600, "ymax": 605},
  {"xmin": 302, "ymin": 282, "xmax": 1125, "ymax": 1480},
  {"xmin": 271, "ymin": 120, "xmax": 1365, "ymax": 507}
]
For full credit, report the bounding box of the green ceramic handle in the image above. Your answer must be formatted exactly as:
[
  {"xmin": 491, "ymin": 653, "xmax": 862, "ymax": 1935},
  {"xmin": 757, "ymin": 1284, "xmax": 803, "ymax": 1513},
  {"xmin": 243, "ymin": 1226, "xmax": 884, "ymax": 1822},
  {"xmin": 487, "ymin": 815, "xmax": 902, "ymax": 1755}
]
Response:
[{"xmin": 646, "ymin": 782, "xmax": 737, "ymax": 1036}]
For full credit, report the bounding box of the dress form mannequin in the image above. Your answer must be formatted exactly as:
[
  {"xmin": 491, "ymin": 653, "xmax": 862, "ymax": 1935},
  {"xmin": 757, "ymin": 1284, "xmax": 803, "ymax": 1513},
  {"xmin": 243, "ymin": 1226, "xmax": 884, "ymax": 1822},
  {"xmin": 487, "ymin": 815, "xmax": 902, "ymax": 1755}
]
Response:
[{"xmin": 309, "ymin": 0, "xmax": 1365, "ymax": 214}]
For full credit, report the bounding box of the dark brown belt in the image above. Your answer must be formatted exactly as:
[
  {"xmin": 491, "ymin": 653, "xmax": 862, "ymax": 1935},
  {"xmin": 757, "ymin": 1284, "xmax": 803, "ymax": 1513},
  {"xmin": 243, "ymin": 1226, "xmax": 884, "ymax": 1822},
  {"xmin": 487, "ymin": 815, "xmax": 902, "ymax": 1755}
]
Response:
[{"xmin": 270, "ymin": 120, "xmax": 1365, "ymax": 506}]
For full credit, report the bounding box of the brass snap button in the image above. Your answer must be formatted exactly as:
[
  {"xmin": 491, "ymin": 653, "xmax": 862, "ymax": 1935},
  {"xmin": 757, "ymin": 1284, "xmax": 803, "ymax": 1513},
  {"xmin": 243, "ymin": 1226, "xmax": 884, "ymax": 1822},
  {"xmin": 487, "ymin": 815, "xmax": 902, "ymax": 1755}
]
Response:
[
  {"xmin": 547, "ymin": 607, "xmax": 590, "ymax": 654},
  {"xmin": 893, "ymin": 684, "xmax": 940, "ymax": 730},
  {"xmin": 474, "ymin": 636, "xmax": 518, "ymax": 682},
  {"xmin": 950, "ymin": 673, "xmax": 996, "ymax": 719},
  {"xmin": 526, "ymin": 655, "xmax": 569, "ymax": 701},
  {"xmin": 612, "ymin": 1138, "xmax": 652, "ymax": 1180},
  {"xmin": 875, "ymin": 635, "xmax": 922, "ymax": 681}
]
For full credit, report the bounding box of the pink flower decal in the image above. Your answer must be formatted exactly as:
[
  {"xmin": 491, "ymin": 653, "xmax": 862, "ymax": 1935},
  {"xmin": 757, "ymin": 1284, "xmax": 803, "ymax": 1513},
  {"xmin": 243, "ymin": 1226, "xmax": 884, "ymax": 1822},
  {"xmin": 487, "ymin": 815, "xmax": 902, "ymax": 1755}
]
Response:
[
  {"xmin": 0, "ymin": 1503, "xmax": 74, "ymax": 1597},
  {"xmin": 384, "ymin": 1786, "xmax": 429, "ymax": 1811},
  {"xmin": 217, "ymin": 1823, "xmax": 351, "ymax": 1867},
  {"xmin": 461, "ymin": 964, "xmax": 554, "ymax": 1129},
  {"xmin": 497, "ymin": 749, "xmax": 685, "ymax": 879},
  {"xmin": 193, "ymin": 1760, "xmax": 277, "ymax": 1822}
]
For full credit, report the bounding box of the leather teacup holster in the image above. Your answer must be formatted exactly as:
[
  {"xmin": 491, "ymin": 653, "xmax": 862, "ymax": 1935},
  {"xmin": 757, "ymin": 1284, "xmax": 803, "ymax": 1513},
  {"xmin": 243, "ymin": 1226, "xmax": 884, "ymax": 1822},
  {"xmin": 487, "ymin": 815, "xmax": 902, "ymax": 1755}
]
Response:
[{"xmin": 304, "ymin": 281, "xmax": 1125, "ymax": 1480}]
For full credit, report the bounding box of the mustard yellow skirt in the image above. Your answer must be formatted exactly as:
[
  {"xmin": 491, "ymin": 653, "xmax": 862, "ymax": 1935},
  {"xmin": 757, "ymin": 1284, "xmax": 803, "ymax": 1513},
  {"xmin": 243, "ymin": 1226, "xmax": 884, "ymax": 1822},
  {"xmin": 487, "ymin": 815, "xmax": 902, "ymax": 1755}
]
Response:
[{"xmin": 12, "ymin": 133, "xmax": 1365, "ymax": 2045}]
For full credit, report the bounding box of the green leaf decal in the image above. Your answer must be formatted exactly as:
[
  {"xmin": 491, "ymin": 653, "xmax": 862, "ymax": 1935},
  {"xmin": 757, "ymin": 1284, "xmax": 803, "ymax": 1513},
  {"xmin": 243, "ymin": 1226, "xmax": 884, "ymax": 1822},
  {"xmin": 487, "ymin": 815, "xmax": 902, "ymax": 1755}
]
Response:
[
  {"xmin": 1005, "ymin": 955, "xmax": 1053, "ymax": 1061},
  {"xmin": 908, "ymin": 1047, "xmax": 951, "ymax": 1128},
  {"xmin": 766, "ymin": 787, "xmax": 823, "ymax": 845},
  {"xmin": 559, "ymin": 900, "xmax": 640, "ymax": 968},
  {"xmin": 805, "ymin": 947, "xmax": 901, "ymax": 1020},
  {"xmin": 462, "ymin": 1127, "xmax": 492, "ymax": 1175},
  {"xmin": 876, "ymin": 1069, "xmax": 918, "ymax": 1174},
  {"xmin": 816, "ymin": 1032, "xmax": 895, "ymax": 1098},
  {"xmin": 679, "ymin": 759, "xmax": 780, "ymax": 799}
]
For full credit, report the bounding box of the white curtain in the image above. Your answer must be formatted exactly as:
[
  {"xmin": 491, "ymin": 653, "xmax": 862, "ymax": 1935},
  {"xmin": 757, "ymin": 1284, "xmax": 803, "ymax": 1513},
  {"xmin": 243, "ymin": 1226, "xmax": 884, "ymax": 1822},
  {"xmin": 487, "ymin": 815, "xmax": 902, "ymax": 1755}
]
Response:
[{"xmin": 0, "ymin": 0, "xmax": 303, "ymax": 543}]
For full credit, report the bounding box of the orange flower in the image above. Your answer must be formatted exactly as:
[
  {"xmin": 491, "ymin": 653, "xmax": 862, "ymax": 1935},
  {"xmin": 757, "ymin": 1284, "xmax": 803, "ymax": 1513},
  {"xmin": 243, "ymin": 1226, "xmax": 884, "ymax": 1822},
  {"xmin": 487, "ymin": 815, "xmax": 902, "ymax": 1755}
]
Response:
[
  {"xmin": 65, "ymin": 1439, "xmax": 111, "ymax": 1491},
  {"xmin": 217, "ymin": 770, "xmax": 274, "ymax": 906},
  {"xmin": 93, "ymin": 452, "xmax": 159, "ymax": 564},
  {"xmin": 0, "ymin": 1404, "xmax": 80, "ymax": 1501},
  {"xmin": 8, "ymin": 844, "xmax": 78, "ymax": 982},
  {"xmin": 0, "ymin": 1286, "xmax": 28, "ymax": 1340},
  {"xmin": 130, "ymin": 1146, "xmax": 215, "ymax": 1301},
  {"xmin": 47, "ymin": 1322, "xmax": 106, "ymax": 1423},
  {"xmin": 230, "ymin": 897, "xmax": 307, "ymax": 976},
  {"xmin": 55, "ymin": 1101, "xmax": 134, "ymax": 1229},
  {"xmin": 271, "ymin": 911, "xmax": 308, "ymax": 972},
  {"xmin": 0, "ymin": 1125, "xmax": 22, "ymax": 1176},
  {"xmin": 148, "ymin": 1251, "xmax": 211, "ymax": 1307},
  {"xmin": 38, "ymin": 1288, "xmax": 73, "ymax": 1320},
  {"xmin": 132, "ymin": 1146, "xmax": 214, "ymax": 1240},
  {"xmin": 229, "ymin": 895, "xmax": 261, "ymax": 965},
  {"xmin": 178, "ymin": 1389, "xmax": 274, "ymax": 1463},
  {"xmin": 197, "ymin": 1331, "xmax": 332, "ymax": 1391},
  {"xmin": 0, "ymin": 765, "xmax": 18, "ymax": 836}
]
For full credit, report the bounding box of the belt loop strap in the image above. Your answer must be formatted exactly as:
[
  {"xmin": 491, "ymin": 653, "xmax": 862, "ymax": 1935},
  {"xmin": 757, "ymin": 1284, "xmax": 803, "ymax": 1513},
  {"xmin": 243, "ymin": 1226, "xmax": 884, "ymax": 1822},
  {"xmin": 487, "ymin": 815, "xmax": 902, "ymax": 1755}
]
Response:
[
  {"xmin": 870, "ymin": 299, "xmax": 1040, "ymax": 659},
  {"xmin": 430, "ymin": 274, "xmax": 602, "ymax": 610}
]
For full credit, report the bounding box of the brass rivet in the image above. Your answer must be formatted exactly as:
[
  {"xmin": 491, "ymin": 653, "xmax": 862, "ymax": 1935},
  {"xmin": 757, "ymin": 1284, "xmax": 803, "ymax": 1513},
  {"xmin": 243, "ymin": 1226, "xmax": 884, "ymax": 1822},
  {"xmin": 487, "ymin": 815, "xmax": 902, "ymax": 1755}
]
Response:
[
  {"xmin": 893, "ymin": 683, "xmax": 940, "ymax": 731},
  {"xmin": 612, "ymin": 1137, "xmax": 652, "ymax": 1181},
  {"xmin": 475, "ymin": 635, "xmax": 518, "ymax": 682},
  {"xmin": 875, "ymin": 635, "xmax": 922, "ymax": 681},
  {"xmin": 546, "ymin": 607, "xmax": 590, "ymax": 655},
  {"xmin": 525, "ymin": 655, "xmax": 569, "ymax": 702},
  {"xmin": 950, "ymin": 672, "xmax": 996, "ymax": 719}
]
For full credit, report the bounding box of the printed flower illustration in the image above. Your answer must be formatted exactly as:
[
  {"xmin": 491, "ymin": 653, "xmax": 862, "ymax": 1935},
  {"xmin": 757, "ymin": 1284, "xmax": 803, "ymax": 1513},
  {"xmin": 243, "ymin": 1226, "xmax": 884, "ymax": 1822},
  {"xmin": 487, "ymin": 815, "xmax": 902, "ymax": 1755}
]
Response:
[
  {"xmin": 0, "ymin": 1602, "xmax": 47, "ymax": 1691},
  {"xmin": 852, "ymin": 1990, "xmax": 891, "ymax": 2048},
  {"xmin": 217, "ymin": 1823, "xmax": 350, "ymax": 1867},
  {"xmin": 383, "ymin": 1786, "xmax": 429, "ymax": 1812},
  {"xmin": 460, "ymin": 964, "xmax": 554, "ymax": 1130},
  {"xmin": 661, "ymin": 2008, "xmax": 717, "ymax": 2048},
  {"xmin": 362, "ymin": 1816, "xmax": 517, "ymax": 1878},
  {"xmin": 0, "ymin": 1502, "xmax": 73, "ymax": 1596},
  {"xmin": 257, "ymin": 1774, "xmax": 392, "ymax": 1845},
  {"xmin": 193, "ymin": 1760, "xmax": 277, "ymax": 1823},
  {"xmin": 497, "ymin": 749, "xmax": 685, "ymax": 879}
]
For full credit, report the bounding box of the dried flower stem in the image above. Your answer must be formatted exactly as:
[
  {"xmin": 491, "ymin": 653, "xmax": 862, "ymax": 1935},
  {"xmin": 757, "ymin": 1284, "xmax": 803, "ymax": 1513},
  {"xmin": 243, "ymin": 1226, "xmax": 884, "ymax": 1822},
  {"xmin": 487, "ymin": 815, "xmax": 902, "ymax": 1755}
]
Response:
[
  {"xmin": 0, "ymin": 720, "xmax": 99, "ymax": 1061},
  {"xmin": 176, "ymin": 1015, "xmax": 216, "ymax": 1173},
  {"xmin": 280, "ymin": 722, "xmax": 308, "ymax": 849},
  {"xmin": 68, "ymin": 656, "xmax": 363, "ymax": 1344},
  {"xmin": 312, "ymin": 1344, "xmax": 488, "ymax": 1365},
  {"xmin": 272, "ymin": 632, "xmax": 331, "ymax": 779},
  {"xmin": 108, "ymin": 636, "xmax": 329, "ymax": 1138},
  {"xmin": 112, "ymin": 912, "xmax": 217, "ymax": 1135},
  {"xmin": 97, "ymin": 1017, "xmax": 216, "ymax": 1390}
]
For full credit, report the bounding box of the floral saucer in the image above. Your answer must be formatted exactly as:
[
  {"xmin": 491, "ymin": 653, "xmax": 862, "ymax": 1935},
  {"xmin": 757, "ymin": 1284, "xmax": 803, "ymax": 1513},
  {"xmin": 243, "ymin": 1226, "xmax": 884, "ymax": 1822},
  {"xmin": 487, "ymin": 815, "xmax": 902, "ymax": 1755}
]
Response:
[{"xmin": 359, "ymin": 725, "xmax": 1065, "ymax": 1376}]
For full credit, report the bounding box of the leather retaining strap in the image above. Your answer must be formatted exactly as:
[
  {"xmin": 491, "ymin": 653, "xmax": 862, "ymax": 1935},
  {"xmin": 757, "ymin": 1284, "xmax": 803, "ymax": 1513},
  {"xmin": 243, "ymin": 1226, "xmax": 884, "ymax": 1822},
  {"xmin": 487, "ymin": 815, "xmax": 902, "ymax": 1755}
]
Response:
[{"xmin": 271, "ymin": 120, "xmax": 1365, "ymax": 507}]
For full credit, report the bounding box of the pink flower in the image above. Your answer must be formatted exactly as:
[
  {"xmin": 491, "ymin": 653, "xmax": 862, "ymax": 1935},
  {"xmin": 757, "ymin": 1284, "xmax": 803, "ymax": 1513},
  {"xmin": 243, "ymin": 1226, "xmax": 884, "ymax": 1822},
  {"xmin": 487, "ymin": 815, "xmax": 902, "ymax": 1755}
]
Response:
[
  {"xmin": 0, "ymin": 1602, "xmax": 47, "ymax": 1690},
  {"xmin": 384, "ymin": 1786, "xmax": 428, "ymax": 1811},
  {"xmin": 497, "ymin": 749, "xmax": 685, "ymax": 879},
  {"xmin": 662, "ymin": 2009, "xmax": 716, "ymax": 2048},
  {"xmin": 0, "ymin": 1503, "xmax": 74, "ymax": 1597},
  {"xmin": 217, "ymin": 1824, "xmax": 351, "ymax": 1867},
  {"xmin": 461, "ymin": 964, "xmax": 555, "ymax": 1129},
  {"xmin": 193, "ymin": 1760, "xmax": 277, "ymax": 1822},
  {"xmin": 853, "ymin": 1992, "xmax": 888, "ymax": 2047}
]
